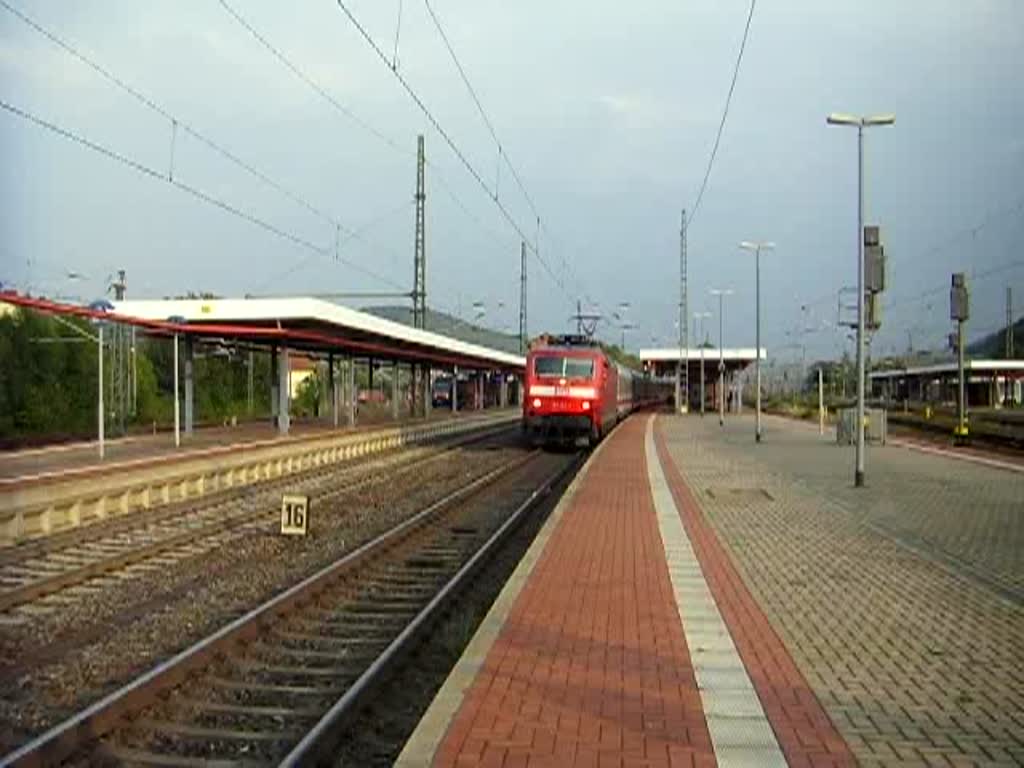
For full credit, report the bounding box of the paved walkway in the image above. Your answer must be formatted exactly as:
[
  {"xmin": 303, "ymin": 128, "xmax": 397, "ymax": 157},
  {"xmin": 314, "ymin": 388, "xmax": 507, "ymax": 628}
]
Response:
[
  {"xmin": 659, "ymin": 414, "xmax": 1024, "ymax": 766},
  {"xmin": 399, "ymin": 415, "xmax": 851, "ymax": 767},
  {"xmin": 0, "ymin": 409, "xmax": 508, "ymax": 485}
]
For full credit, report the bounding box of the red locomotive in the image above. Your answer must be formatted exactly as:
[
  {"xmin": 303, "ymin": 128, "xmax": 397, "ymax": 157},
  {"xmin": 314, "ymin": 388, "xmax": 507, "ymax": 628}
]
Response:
[{"xmin": 522, "ymin": 334, "xmax": 671, "ymax": 446}]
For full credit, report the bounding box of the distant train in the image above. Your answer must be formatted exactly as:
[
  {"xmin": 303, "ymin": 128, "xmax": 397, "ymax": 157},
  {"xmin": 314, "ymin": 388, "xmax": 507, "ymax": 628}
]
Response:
[
  {"xmin": 522, "ymin": 335, "xmax": 672, "ymax": 447},
  {"xmin": 431, "ymin": 372, "xmax": 493, "ymax": 409}
]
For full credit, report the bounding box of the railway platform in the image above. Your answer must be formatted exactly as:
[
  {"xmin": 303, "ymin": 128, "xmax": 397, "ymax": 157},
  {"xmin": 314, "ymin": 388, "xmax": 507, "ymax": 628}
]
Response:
[
  {"xmin": 398, "ymin": 412, "xmax": 1024, "ymax": 767},
  {"xmin": 0, "ymin": 409, "xmax": 518, "ymax": 546},
  {"xmin": 0, "ymin": 408, "xmax": 502, "ymax": 484}
]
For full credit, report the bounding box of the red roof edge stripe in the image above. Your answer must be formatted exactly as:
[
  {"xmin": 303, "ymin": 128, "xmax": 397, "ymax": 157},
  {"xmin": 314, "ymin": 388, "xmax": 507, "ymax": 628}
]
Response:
[{"xmin": 0, "ymin": 291, "xmax": 519, "ymax": 370}]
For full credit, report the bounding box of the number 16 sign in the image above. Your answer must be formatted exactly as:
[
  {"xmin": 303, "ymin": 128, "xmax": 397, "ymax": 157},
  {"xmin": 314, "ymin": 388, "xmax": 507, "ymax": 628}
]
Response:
[{"xmin": 281, "ymin": 494, "xmax": 310, "ymax": 536}]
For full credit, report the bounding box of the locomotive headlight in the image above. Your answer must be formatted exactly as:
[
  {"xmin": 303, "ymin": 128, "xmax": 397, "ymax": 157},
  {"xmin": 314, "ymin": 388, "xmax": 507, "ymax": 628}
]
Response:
[
  {"xmin": 532, "ymin": 397, "xmax": 542, "ymax": 408},
  {"xmin": 582, "ymin": 400, "xmax": 591, "ymax": 411}
]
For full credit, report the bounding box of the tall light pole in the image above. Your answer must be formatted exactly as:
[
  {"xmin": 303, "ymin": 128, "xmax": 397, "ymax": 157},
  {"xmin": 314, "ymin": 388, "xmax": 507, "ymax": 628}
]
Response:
[
  {"xmin": 97, "ymin": 324, "xmax": 105, "ymax": 459},
  {"xmin": 173, "ymin": 333, "xmax": 180, "ymax": 448},
  {"xmin": 614, "ymin": 302, "xmax": 633, "ymax": 351},
  {"xmin": 694, "ymin": 311, "xmax": 711, "ymax": 416},
  {"xmin": 827, "ymin": 112, "xmax": 894, "ymax": 487},
  {"xmin": 739, "ymin": 241, "xmax": 774, "ymax": 442},
  {"xmin": 710, "ymin": 289, "xmax": 733, "ymax": 426},
  {"xmin": 168, "ymin": 315, "xmax": 186, "ymax": 448}
]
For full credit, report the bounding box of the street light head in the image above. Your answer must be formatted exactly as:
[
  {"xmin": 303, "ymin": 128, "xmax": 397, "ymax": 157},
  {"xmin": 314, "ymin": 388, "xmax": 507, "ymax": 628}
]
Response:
[
  {"xmin": 864, "ymin": 113, "xmax": 895, "ymax": 126},
  {"xmin": 739, "ymin": 241, "xmax": 775, "ymax": 252},
  {"xmin": 709, "ymin": 288, "xmax": 734, "ymax": 297},
  {"xmin": 827, "ymin": 113, "xmax": 861, "ymax": 126}
]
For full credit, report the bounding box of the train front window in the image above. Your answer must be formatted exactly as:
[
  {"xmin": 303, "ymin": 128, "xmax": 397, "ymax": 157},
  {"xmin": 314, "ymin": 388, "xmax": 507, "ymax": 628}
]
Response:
[
  {"xmin": 564, "ymin": 358, "xmax": 595, "ymax": 378},
  {"xmin": 534, "ymin": 357, "xmax": 563, "ymax": 377},
  {"xmin": 534, "ymin": 356, "xmax": 594, "ymax": 379}
]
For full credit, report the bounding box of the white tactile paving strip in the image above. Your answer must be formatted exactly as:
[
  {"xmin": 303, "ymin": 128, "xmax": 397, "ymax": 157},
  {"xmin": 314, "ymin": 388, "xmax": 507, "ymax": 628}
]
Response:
[{"xmin": 644, "ymin": 416, "xmax": 788, "ymax": 768}]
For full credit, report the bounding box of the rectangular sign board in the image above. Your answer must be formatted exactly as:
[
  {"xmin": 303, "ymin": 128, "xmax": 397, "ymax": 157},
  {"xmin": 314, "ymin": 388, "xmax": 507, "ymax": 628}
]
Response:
[{"xmin": 281, "ymin": 494, "xmax": 310, "ymax": 536}]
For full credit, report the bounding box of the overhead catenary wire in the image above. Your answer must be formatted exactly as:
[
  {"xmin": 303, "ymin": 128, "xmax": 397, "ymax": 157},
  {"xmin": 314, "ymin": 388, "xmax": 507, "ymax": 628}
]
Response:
[
  {"xmin": 794, "ymin": 197, "xmax": 1024, "ymax": 317},
  {"xmin": 216, "ymin": 0, "xmax": 523, "ymax": 271},
  {"xmin": 215, "ymin": 0, "xmax": 528, "ymax": 334},
  {"xmin": 422, "ymin": 0, "xmax": 539, "ymax": 223},
  {"xmin": 332, "ymin": 0, "xmax": 573, "ymax": 301},
  {"xmin": 420, "ymin": 0, "xmax": 584, "ymax": 301},
  {"xmin": 246, "ymin": 197, "xmax": 415, "ymax": 295},
  {"xmin": 216, "ymin": 0, "xmax": 407, "ymax": 158},
  {"xmin": 0, "ymin": 99, "xmax": 407, "ymax": 292},
  {"xmin": 1, "ymin": 0, "xmax": 350, "ymax": 235},
  {"xmin": 687, "ymin": 0, "xmax": 757, "ymax": 229},
  {"xmin": 882, "ymin": 260, "xmax": 1024, "ymax": 318},
  {"xmin": 1, "ymin": 0, "xmax": 418, "ymax": 291}
]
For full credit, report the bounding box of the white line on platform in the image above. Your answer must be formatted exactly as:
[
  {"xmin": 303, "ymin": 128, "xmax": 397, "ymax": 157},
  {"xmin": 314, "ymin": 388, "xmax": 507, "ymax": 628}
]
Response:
[
  {"xmin": 764, "ymin": 412, "xmax": 1023, "ymax": 474},
  {"xmin": 2, "ymin": 434, "xmax": 145, "ymax": 458},
  {"xmin": 645, "ymin": 416, "xmax": 787, "ymax": 767},
  {"xmin": 888, "ymin": 438, "xmax": 1024, "ymax": 474}
]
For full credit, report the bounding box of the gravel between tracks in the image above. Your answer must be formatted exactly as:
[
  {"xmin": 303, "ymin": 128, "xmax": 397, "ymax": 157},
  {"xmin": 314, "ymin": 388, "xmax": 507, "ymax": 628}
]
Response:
[
  {"xmin": 0, "ymin": 435, "xmax": 527, "ymax": 753},
  {"xmin": 332, "ymin": 450, "xmax": 576, "ymax": 767}
]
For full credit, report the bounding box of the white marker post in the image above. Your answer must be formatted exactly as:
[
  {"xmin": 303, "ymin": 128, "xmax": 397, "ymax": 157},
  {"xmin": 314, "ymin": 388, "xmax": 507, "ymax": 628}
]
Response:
[{"xmin": 281, "ymin": 494, "xmax": 310, "ymax": 536}]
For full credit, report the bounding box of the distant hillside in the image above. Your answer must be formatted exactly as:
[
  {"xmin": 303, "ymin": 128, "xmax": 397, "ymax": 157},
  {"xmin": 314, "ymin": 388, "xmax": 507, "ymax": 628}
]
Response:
[
  {"xmin": 366, "ymin": 306, "xmax": 522, "ymax": 355},
  {"xmin": 967, "ymin": 317, "xmax": 1024, "ymax": 359},
  {"xmin": 599, "ymin": 342, "xmax": 642, "ymax": 371}
]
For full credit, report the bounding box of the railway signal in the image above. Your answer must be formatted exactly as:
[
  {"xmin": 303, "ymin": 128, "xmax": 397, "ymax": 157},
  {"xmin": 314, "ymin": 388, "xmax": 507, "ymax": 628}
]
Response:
[{"xmin": 951, "ymin": 273, "xmax": 970, "ymax": 442}]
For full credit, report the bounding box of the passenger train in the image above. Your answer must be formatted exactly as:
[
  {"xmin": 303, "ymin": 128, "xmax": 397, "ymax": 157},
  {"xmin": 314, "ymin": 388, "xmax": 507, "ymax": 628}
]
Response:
[{"xmin": 522, "ymin": 334, "xmax": 672, "ymax": 447}]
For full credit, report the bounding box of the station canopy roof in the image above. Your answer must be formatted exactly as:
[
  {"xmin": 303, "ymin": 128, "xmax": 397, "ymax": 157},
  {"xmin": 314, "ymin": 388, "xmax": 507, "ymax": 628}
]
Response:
[
  {"xmin": 639, "ymin": 347, "xmax": 767, "ymax": 377},
  {"xmin": 869, "ymin": 359, "xmax": 1024, "ymax": 380},
  {"xmin": 1, "ymin": 292, "xmax": 523, "ymax": 370},
  {"xmin": 640, "ymin": 347, "xmax": 767, "ymax": 363}
]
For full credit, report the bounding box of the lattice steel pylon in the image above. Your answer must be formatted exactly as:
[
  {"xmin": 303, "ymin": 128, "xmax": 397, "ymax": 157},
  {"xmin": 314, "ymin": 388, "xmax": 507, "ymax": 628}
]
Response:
[
  {"xmin": 413, "ymin": 135, "xmax": 426, "ymax": 330},
  {"xmin": 519, "ymin": 241, "xmax": 527, "ymax": 354},
  {"xmin": 412, "ymin": 135, "xmax": 428, "ymax": 416},
  {"xmin": 110, "ymin": 270, "xmax": 130, "ymax": 434},
  {"xmin": 678, "ymin": 209, "xmax": 688, "ymax": 412},
  {"xmin": 1008, "ymin": 286, "xmax": 1014, "ymax": 359}
]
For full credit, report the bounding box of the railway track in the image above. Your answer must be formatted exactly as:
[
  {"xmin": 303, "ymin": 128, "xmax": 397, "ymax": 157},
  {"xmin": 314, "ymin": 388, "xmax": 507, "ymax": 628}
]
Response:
[
  {"xmin": 0, "ymin": 424, "xmax": 515, "ymax": 617},
  {"xmin": 1, "ymin": 447, "xmax": 579, "ymax": 767},
  {"xmin": 886, "ymin": 415, "xmax": 1024, "ymax": 455}
]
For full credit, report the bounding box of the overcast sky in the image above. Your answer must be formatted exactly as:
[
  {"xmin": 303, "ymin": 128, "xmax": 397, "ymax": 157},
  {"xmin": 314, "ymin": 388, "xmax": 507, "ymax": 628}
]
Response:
[{"xmin": 2, "ymin": 0, "xmax": 1023, "ymax": 361}]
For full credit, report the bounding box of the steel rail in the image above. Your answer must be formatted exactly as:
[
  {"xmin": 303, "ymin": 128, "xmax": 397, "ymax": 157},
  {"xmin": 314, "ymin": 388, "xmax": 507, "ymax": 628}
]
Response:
[
  {"xmin": 280, "ymin": 452, "xmax": 581, "ymax": 765},
  {"xmin": 0, "ymin": 424, "xmax": 517, "ymax": 612},
  {"xmin": 0, "ymin": 448, "xmax": 545, "ymax": 768}
]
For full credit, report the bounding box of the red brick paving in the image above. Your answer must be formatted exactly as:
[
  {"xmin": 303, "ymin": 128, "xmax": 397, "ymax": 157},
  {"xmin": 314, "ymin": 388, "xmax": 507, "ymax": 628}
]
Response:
[
  {"xmin": 653, "ymin": 418, "xmax": 855, "ymax": 767},
  {"xmin": 433, "ymin": 417, "xmax": 714, "ymax": 767}
]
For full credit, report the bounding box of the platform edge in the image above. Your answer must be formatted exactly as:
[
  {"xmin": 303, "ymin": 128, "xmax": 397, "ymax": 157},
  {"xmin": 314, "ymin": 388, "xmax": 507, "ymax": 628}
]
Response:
[{"xmin": 393, "ymin": 432, "xmax": 612, "ymax": 767}]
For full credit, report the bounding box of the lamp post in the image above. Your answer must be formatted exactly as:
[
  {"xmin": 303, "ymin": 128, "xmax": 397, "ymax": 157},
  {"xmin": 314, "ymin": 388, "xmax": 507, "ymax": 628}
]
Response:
[
  {"xmin": 694, "ymin": 311, "xmax": 711, "ymax": 416},
  {"xmin": 87, "ymin": 299, "xmax": 114, "ymax": 458},
  {"xmin": 709, "ymin": 289, "xmax": 733, "ymax": 426},
  {"xmin": 739, "ymin": 241, "xmax": 774, "ymax": 442},
  {"xmin": 827, "ymin": 111, "xmax": 894, "ymax": 487},
  {"xmin": 172, "ymin": 334, "xmax": 180, "ymax": 447},
  {"xmin": 620, "ymin": 322, "xmax": 636, "ymax": 350},
  {"xmin": 167, "ymin": 315, "xmax": 187, "ymax": 448},
  {"xmin": 97, "ymin": 324, "xmax": 104, "ymax": 459}
]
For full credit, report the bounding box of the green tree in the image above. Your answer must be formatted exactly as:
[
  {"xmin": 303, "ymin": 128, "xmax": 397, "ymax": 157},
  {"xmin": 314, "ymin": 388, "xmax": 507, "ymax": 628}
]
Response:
[
  {"xmin": 293, "ymin": 371, "xmax": 322, "ymax": 418},
  {"xmin": 0, "ymin": 309, "xmax": 99, "ymax": 437},
  {"xmin": 0, "ymin": 308, "xmax": 277, "ymax": 439}
]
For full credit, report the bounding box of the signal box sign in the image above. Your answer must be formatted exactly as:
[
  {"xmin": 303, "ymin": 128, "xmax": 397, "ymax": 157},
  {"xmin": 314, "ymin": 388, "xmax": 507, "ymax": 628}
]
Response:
[{"xmin": 281, "ymin": 494, "xmax": 310, "ymax": 536}]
